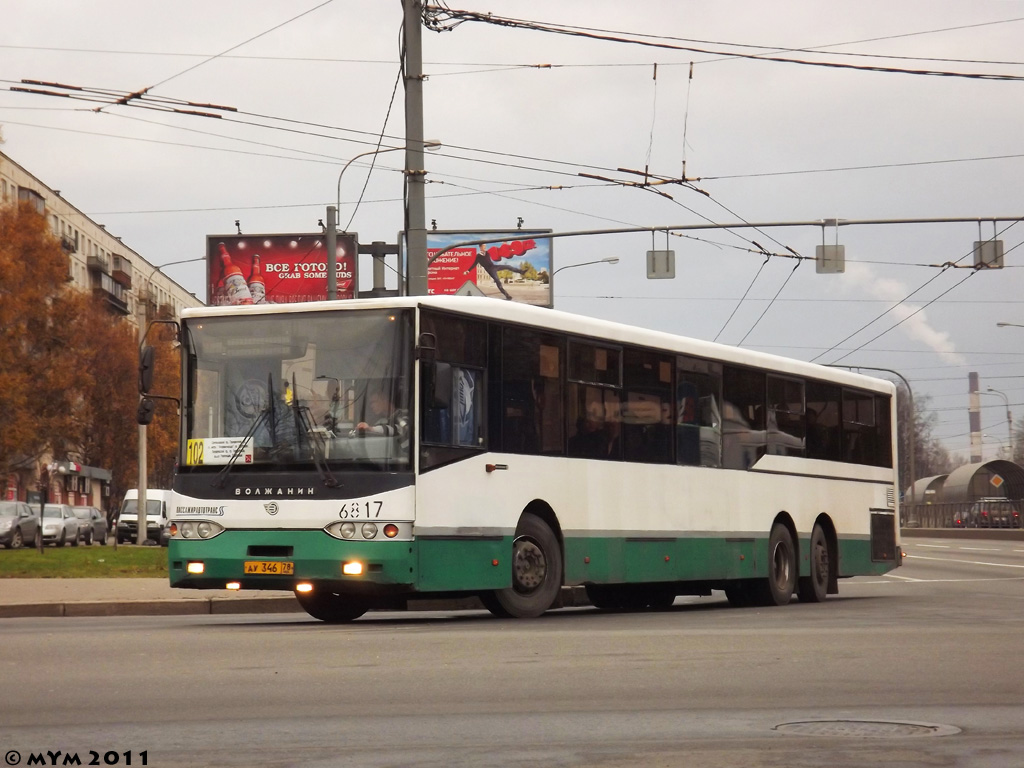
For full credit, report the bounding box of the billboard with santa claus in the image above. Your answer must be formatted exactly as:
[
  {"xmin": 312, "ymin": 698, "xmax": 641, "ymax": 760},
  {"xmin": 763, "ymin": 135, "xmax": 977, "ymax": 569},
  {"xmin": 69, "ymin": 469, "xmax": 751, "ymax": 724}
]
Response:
[{"xmin": 206, "ymin": 233, "xmax": 359, "ymax": 305}]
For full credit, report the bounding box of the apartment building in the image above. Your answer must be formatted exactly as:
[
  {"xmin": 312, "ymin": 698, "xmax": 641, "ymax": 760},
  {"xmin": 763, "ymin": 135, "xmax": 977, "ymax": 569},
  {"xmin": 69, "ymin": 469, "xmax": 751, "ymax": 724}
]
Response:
[{"xmin": 1, "ymin": 150, "xmax": 202, "ymax": 324}]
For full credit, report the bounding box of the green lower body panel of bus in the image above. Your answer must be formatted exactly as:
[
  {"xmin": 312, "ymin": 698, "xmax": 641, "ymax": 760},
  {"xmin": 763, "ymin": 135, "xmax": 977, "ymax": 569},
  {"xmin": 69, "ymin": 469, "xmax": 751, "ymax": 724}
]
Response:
[
  {"xmin": 170, "ymin": 530, "xmax": 896, "ymax": 595},
  {"xmin": 169, "ymin": 531, "xmax": 514, "ymax": 593},
  {"xmin": 561, "ymin": 533, "xmax": 896, "ymax": 586}
]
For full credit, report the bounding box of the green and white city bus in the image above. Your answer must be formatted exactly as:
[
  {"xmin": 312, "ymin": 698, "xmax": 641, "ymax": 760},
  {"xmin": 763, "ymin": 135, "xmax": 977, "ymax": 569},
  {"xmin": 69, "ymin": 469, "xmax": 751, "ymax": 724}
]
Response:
[{"xmin": 168, "ymin": 295, "xmax": 901, "ymax": 621}]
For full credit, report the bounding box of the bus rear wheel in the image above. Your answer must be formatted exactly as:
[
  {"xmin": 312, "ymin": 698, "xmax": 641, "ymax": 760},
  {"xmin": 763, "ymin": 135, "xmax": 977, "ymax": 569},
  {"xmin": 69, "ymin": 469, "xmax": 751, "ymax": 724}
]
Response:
[
  {"xmin": 295, "ymin": 588, "xmax": 369, "ymax": 623},
  {"xmin": 752, "ymin": 523, "xmax": 796, "ymax": 606},
  {"xmin": 797, "ymin": 524, "xmax": 830, "ymax": 603},
  {"xmin": 483, "ymin": 514, "xmax": 562, "ymax": 619}
]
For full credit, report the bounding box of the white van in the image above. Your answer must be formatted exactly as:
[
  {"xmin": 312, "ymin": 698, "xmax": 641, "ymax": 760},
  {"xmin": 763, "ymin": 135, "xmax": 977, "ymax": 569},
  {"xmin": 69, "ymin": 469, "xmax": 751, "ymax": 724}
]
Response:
[{"xmin": 116, "ymin": 489, "xmax": 172, "ymax": 545}]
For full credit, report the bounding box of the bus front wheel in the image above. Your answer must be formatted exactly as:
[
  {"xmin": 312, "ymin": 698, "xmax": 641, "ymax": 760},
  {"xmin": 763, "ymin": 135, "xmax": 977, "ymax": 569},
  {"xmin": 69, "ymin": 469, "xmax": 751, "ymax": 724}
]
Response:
[
  {"xmin": 482, "ymin": 514, "xmax": 562, "ymax": 619},
  {"xmin": 295, "ymin": 588, "xmax": 369, "ymax": 623}
]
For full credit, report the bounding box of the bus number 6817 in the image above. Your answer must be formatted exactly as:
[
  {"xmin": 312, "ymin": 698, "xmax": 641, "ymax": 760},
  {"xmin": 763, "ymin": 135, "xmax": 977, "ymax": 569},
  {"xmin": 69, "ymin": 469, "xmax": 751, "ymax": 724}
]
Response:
[{"xmin": 338, "ymin": 501, "xmax": 383, "ymax": 519}]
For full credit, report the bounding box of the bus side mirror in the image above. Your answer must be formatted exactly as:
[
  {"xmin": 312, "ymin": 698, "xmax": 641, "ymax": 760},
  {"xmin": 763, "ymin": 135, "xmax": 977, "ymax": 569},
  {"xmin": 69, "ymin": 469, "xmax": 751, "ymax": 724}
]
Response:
[
  {"xmin": 417, "ymin": 332, "xmax": 437, "ymax": 362},
  {"xmin": 139, "ymin": 345, "xmax": 155, "ymax": 394}
]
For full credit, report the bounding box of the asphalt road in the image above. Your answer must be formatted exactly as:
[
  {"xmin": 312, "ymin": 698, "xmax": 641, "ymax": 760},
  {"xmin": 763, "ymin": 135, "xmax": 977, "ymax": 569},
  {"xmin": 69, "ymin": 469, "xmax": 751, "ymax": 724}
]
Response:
[{"xmin": 1, "ymin": 536, "xmax": 1023, "ymax": 767}]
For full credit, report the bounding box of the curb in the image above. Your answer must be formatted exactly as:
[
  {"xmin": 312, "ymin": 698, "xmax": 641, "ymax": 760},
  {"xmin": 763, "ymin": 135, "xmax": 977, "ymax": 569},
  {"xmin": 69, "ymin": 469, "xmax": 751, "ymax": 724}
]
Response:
[
  {"xmin": 0, "ymin": 597, "xmax": 302, "ymax": 619},
  {"xmin": 0, "ymin": 586, "xmax": 591, "ymax": 619}
]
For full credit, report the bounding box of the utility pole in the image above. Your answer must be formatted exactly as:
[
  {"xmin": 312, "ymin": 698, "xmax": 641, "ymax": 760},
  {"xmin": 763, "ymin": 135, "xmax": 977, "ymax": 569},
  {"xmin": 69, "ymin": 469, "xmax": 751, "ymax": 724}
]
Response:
[
  {"xmin": 326, "ymin": 205, "xmax": 337, "ymax": 300},
  {"xmin": 404, "ymin": 0, "xmax": 429, "ymax": 297}
]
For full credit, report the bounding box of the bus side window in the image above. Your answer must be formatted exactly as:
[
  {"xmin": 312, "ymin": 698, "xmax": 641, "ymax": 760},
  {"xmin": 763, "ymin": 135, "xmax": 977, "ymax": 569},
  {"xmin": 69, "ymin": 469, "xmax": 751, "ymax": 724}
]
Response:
[
  {"xmin": 566, "ymin": 341, "xmax": 621, "ymax": 461},
  {"xmin": 806, "ymin": 380, "xmax": 841, "ymax": 461},
  {"xmin": 622, "ymin": 349, "xmax": 673, "ymax": 464},
  {"xmin": 422, "ymin": 361, "xmax": 452, "ymax": 444},
  {"xmin": 722, "ymin": 366, "xmax": 766, "ymax": 470},
  {"xmin": 501, "ymin": 327, "xmax": 564, "ymax": 456},
  {"xmin": 676, "ymin": 356, "xmax": 722, "ymax": 468},
  {"xmin": 767, "ymin": 375, "xmax": 805, "ymax": 457}
]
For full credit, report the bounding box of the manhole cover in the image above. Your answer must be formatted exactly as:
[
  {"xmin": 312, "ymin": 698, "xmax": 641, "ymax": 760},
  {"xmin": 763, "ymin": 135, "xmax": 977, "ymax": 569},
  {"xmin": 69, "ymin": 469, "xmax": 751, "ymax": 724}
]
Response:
[{"xmin": 775, "ymin": 720, "xmax": 960, "ymax": 738}]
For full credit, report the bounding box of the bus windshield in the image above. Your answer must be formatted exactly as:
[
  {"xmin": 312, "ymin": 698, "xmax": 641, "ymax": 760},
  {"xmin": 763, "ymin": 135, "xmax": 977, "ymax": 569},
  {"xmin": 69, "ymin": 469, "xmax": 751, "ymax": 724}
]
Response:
[{"xmin": 182, "ymin": 308, "xmax": 413, "ymax": 472}]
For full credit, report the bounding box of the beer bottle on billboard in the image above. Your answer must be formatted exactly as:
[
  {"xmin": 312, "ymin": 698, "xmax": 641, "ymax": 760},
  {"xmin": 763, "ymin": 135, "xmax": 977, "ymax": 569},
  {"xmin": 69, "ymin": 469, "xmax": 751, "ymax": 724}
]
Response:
[
  {"xmin": 217, "ymin": 242, "xmax": 253, "ymax": 305},
  {"xmin": 248, "ymin": 254, "xmax": 266, "ymax": 304}
]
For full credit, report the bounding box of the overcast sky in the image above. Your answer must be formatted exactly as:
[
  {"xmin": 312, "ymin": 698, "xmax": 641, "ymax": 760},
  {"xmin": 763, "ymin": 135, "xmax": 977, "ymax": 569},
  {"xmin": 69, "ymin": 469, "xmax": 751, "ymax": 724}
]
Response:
[{"xmin": 2, "ymin": 1, "xmax": 1022, "ymax": 460}]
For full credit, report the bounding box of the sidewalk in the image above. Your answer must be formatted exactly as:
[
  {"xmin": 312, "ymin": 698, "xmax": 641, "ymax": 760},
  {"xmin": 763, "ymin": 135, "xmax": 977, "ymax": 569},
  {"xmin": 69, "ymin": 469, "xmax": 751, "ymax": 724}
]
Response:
[{"xmin": 0, "ymin": 578, "xmax": 302, "ymax": 618}]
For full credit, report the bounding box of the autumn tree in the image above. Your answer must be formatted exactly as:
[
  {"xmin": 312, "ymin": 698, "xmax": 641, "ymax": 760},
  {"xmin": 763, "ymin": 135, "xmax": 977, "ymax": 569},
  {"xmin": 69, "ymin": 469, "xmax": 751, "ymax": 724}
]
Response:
[
  {"xmin": 0, "ymin": 202, "xmax": 182, "ymax": 500},
  {"xmin": 64, "ymin": 290, "xmax": 141, "ymax": 501},
  {"xmin": 0, "ymin": 202, "xmax": 79, "ymax": 477}
]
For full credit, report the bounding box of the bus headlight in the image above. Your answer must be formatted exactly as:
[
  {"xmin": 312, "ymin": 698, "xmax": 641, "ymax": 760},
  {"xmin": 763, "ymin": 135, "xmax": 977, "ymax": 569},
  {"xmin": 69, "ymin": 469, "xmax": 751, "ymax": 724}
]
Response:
[
  {"xmin": 361, "ymin": 523, "xmax": 377, "ymax": 539},
  {"xmin": 176, "ymin": 521, "xmax": 225, "ymax": 540},
  {"xmin": 340, "ymin": 522, "xmax": 356, "ymax": 539}
]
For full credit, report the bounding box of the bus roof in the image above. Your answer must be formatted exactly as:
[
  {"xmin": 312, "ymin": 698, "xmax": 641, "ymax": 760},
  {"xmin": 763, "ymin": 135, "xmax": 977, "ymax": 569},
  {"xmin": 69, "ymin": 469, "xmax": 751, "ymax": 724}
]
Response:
[{"xmin": 181, "ymin": 296, "xmax": 895, "ymax": 395}]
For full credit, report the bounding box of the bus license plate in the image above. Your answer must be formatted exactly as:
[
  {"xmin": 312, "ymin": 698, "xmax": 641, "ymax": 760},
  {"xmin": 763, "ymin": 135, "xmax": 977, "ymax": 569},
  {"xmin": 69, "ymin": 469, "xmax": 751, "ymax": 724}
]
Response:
[{"xmin": 243, "ymin": 561, "xmax": 294, "ymax": 575}]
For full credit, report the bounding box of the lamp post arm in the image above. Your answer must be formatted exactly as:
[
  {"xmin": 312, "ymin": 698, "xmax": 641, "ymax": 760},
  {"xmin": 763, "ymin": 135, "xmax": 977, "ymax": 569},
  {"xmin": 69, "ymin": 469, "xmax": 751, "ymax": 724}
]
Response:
[{"xmin": 335, "ymin": 147, "xmax": 403, "ymax": 214}]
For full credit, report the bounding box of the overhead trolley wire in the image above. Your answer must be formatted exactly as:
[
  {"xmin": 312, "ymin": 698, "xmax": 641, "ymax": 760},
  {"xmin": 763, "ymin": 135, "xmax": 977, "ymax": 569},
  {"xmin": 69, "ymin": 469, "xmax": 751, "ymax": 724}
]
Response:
[{"xmin": 423, "ymin": 7, "xmax": 1024, "ymax": 82}]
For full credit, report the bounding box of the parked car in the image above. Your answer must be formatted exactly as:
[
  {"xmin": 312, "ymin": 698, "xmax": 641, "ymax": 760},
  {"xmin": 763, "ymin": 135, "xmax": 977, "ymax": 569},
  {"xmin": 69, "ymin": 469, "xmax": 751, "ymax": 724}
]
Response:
[
  {"xmin": 41, "ymin": 504, "xmax": 81, "ymax": 547},
  {"xmin": 972, "ymin": 498, "xmax": 1018, "ymax": 529},
  {"xmin": 71, "ymin": 506, "xmax": 108, "ymax": 545},
  {"xmin": 952, "ymin": 511, "xmax": 971, "ymax": 528},
  {"xmin": 0, "ymin": 501, "xmax": 40, "ymax": 549}
]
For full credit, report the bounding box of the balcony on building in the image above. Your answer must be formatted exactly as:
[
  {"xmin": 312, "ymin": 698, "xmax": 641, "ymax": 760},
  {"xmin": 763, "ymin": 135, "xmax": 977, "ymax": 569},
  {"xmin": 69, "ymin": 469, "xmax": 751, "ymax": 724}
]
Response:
[
  {"xmin": 86, "ymin": 253, "xmax": 110, "ymax": 275},
  {"xmin": 92, "ymin": 273, "xmax": 130, "ymax": 315},
  {"xmin": 136, "ymin": 285, "xmax": 158, "ymax": 318},
  {"xmin": 17, "ymin": 188, "xmax": 45, "ymax": 215},
  {"xmin": 111, "ymin": 254, "xmax": 132, "ymax": 288},
  {"xmin": 60, "ymin": 234, "xmax": 77, "ymax": 253}
]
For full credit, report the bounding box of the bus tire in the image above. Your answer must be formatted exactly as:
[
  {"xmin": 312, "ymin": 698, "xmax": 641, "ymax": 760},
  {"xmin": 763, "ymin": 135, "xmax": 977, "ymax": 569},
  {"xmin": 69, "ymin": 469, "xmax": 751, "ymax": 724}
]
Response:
[
  {"xmin": 484, "ymin": 514, "xmax": 562, "ymax": 619},
  {"xmin": 753, "ymin": 523, "xmax": 796, "ymax": 606},
  {"xmin": 797, "ymin": 524, "xmax": 830, "ymax": 603},
  {"xmin": 295, "ymin": 588, "xmax": 369, "ymax": 623}
]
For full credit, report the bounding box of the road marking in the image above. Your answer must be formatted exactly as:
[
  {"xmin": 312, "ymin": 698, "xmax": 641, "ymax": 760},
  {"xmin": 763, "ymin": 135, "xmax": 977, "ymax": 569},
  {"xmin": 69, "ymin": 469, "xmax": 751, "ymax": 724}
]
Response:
[
  {"xmin": 883, "ymin": 572, "xmax": 922, "ymax": 582},
  {"xmin": 914, "ymin": 544, "xmax": 951, "ymax": 549},
  {"xmin": 958, "ymin": 546, "xmax": 1002, "ymax": 552},
  {"xmin": 906, "ymin": 554, "xmax": 1024, "ymax": 569},
  {"xmin": 876, "ymin": 574, "xmax": 1024, "ymax": 584}
]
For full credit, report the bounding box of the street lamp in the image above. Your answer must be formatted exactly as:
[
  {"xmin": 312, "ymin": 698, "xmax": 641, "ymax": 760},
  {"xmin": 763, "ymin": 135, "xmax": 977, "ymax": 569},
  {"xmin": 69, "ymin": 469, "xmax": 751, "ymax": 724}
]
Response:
[
  {"xmin": 335, "ymin": 140, "xmax": 442, "ymax": 221},
  {"xmin": 985, "ymin": 387, "xmax": 1014, "ymax": 461},
  {"xmin": 550, "ymin": 257, "xmax": 619, "ymax": 306},
  {"xmin": 327, "ymin": 140, "xmax": 442, "ymax": 299}
]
